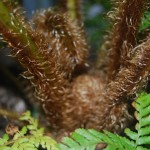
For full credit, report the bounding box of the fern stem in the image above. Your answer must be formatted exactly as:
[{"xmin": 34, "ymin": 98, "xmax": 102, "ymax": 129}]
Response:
[
  {"xmin": 67, "ymin": 0, "xmax": 76, "ymax": 20},
  {"xmin": 58, "ymin": 0, "xmax": 82, "ymax": 22},
  {"xmin": 0, "ymin": 1, "xmax": 40, "ymax": 57},
  {"xmin": 88, "ymin": 35, "xmax": 150, "ymax": 133},
  {"xmin": 1, "ymin": 135, "xmax": 30, "ymax": 147},
  {"xmin": 97, "ymin": 0, "xmax": 146, "ymax": 80},
  {"xmin": 67, "ymin": 0, "xmax": 82, "ymax": 22},
  {"xmin": 0, "ymin": 108, "xmax": 20, "ymax": 120},
  {"xmin": 0, "ymin": 1, "xmax": 68, "ymax": 129},
  {"xmin": 104, "ymin": 34, "xmax": 150, "ymax": 106}
]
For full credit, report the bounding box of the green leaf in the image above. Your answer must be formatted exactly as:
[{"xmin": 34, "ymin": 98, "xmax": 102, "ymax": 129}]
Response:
[
  {"xmin": 104, "ymin": 145, "xmax": 116, "ymax": 150},
  {"xmin": 75, "ymin": 129, "xmax": 98, "ymax": 141},
  {"xmin": 139, "ymin": 126, "xmax": 150, "ymax": 136},
  {"xmin": 139, "ymin": 11, "xmax": 150, "ymax": 31},
  {"xmin": 71, "ymin": 132, "xmax": 89, "ymax": 145},
  {"xmin": 137, "ymin": 136, "xmax": 150, "ymax": 145},
  {"xmin": 62, "ymin": 137, "xmax": 79, "ymax": 148},
  {"xmin": 0, "ymin": 134, "xmax": 9, "ymax": 146},
  {"xmin": 19, "ymin": 111, "xmax": 31, "ymax": 121},
  {"xmin": 88, "ymin": 129, "xmax": 112, "ymax": 143},
  {"xmin": 59, "ymin": 128, "xmax": 136, "ymax": 150},
  {"xmin": 125, "ymin": 128, "xmax": 138, "ymax": 140},
  {"xmin": 13, "ymin": 126, "xmax": 27, "ymax": 140}
]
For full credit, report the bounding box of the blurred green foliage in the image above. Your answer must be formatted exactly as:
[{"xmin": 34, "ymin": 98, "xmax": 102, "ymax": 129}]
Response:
[
  {"xmin": 84, "ymin": 0, "xmax": 112, "ymax": 52},
  {"xmin": 139, "ymin": 11, "xmax": 150, "ymax": 31}
]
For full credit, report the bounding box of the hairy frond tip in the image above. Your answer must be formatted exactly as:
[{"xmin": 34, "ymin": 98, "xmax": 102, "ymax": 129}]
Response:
[
  {"xmin": 32, "ymin": 8, "xmax": 89, "ymax": 77},
  {"xmin": 105, "ymin": 34, "xmax": 150, "ymax": 105},
  {"xmin": 99, "ymin": 0, "xmax": 147, "ymax": 79}
]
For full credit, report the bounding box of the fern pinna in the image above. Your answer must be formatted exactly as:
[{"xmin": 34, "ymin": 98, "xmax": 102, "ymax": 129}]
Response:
[{"xmin": 0, "ymin": 111, "xmax": 59, "ymax": 150}]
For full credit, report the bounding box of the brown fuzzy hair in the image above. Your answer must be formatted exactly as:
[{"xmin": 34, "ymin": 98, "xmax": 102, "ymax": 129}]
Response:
[{"xmin": 97, "ymin": 0, "xmax": 146, "ymax": 80}]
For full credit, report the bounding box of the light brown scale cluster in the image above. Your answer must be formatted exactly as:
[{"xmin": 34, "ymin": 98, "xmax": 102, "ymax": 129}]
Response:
[
  {"xmin": 32, "ymin": 9, "xmax": 88, "ymax": 78},
  {"xmin": 62, "ymin": 75, "xmax": 106, "ymax": 130},
  {"xmin": 109, "ymin": 0, "xmax": 146, "ymax": 77},
  {"xmin": 58, "ymin": 73, "xmax": 132, "ymax": 134},
  {"xmin": 97, "ymin": 0, "xmax": 146, "ymax": 79}
]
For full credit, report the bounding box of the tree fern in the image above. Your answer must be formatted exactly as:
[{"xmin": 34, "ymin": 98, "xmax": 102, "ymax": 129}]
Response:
[{"xmin": 59, "ymin": 93, "xmax": 150, "ymax": 150}]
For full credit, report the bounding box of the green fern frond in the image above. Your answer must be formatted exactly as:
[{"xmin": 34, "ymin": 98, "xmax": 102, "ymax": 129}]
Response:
[
  {"xmin": 59, "ymin": 128, "xmax": 136, "ymax": 150},
  {"xmin": 0, "ymin": 134, "xmax": 9, "ymax": 146},
  {"xmin": 59, "ymin": 93, "xmax": 150, "ymax": 150},
  {"xmin": 125, "ymin": 93, "xmax": 150, "ymax": 148},
  {"xmin": 0, "ymin": 111, "xmax": 59, "ymax": 150}
]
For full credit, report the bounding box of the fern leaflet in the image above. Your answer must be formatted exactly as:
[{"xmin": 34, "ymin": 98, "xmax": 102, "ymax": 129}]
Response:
[
  {"xmin": 0, "ymin": 111, "xmax": 59, "ymax": 150},
  {"xmin": 125, "ymin": 93, "xmax": 150, "ymax": 149}
]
